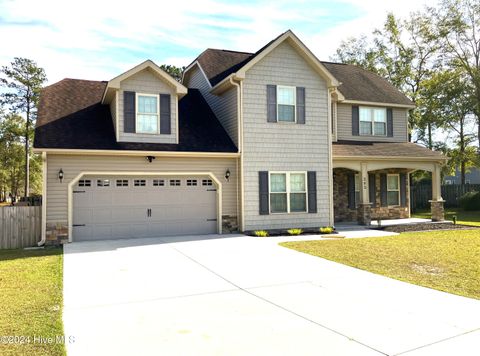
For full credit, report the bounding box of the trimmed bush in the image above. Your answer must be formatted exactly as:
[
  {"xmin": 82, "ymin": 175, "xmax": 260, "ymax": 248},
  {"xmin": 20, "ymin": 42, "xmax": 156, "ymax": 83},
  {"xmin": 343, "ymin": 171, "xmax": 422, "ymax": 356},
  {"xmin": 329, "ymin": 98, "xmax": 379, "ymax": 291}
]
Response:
[
  {"xmin": 287, "ymin": 228, "xmax": 303, "ymax": 236},
  {"xmin": 254, "ymin": 230, "xmax": 269, "ymax": 237},
  {"xmin": 459, "ymin": 191, "xmax": 480, "ymax": 211},
  {"xmin": 319, "ymin": 226, "xmax": 334, "ymax": 234}
]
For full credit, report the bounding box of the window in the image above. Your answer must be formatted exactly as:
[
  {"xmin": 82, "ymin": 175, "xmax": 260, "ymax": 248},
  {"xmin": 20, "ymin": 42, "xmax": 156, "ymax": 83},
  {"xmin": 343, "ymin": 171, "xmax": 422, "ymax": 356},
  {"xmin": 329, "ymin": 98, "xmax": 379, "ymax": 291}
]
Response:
[
  {"xmin": 187, "ymin": 179, "xmax": 197, "ymax": 186},
  {"xmin": 466, "ymin": 179, "xmax": 471, "ymax": 184},
  {"xmin": 153, "ymin": 179, "xmax": 165, "ymax": 186},
  {"xmin": 444, "ymin": 179, "xmax": 453, "ymax": 185},
  {"xmin": 277, "ymin": 86, "xmax": 296, "ymax": 122},
  {"xmin": 97, "ymin": 179, "xmax": 110, "ymax": 187},
  {"xmin": 269, "ymin": 172, "xmax": 307, "ymax": 213},
  {"xmin": 136, "ymin": 94, "xmax": 159, "ymax": 134},
  {"xmin": 134, "ymin": 179, "xmax": 146, "ymax": 187},
  {"xmin": 116, "ymin": 179, "xmax": 129, "ymax": 187},
  {"xmin": 202, "ymin": 179, "xmax": 213, "ymax": 186},
  {"xmin": 359, "ymin": 107, "xmax": 387, "ymax": 136},
  {"xmin": 78, "ymin": 179, "xmax": 91, "ymax": 187},
  {"xmin": 387, "ymin": 174, "xmax": 400, "ymax": 206},
  {"xmin": 354, "ymin": 174, "xmax": 360, "ymax": 207},
  {"xmin": 170, "ymin": 179, "xmax": 181, "ymax": 186}
]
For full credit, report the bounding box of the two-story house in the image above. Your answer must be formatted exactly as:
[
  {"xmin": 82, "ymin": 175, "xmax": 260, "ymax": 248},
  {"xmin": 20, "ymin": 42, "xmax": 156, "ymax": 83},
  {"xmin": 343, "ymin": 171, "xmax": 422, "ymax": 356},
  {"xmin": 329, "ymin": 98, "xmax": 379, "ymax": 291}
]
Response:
[{"xmin": 34, "ymin": 30, "xmax": 446, "ymax": 244}]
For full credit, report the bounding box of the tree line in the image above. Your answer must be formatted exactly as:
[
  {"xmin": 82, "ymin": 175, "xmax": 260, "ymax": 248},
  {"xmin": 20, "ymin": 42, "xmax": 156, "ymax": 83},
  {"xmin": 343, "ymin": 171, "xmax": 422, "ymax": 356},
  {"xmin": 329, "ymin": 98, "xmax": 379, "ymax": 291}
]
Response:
[
  {"xmin": 332, "ymin": 0, "xmax": 480, "ymax": 185},
  {"xmin": 0, "ymin": 58, "xmax": 46, "ymax": 203}
]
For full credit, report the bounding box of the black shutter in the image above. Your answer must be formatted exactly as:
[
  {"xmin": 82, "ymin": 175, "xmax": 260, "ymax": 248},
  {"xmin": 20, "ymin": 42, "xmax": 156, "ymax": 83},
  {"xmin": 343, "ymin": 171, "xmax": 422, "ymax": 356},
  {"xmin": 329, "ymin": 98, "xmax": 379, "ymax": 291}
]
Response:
[
  {"xmin": 307, "ymin": 171, "xmax": 317, "ymax": 213},
  {"xmin": 348, "ymin": 173, "xmax": 355, "ymax": 209},
  {"xmin": 296, "ymin": 87, "xmax": 305, "ymax": 124},
  {"xmin": 380, "ymin": 174, "xmax": 388, "ymax": 207},
  {"xmin": 267, "ymin": 85, "xmax": 277, "ymax": 123},
  {"xmin": 352, "ymin": 105, "xmax": 359, "ymax": 136},
  {"xmin": 124, "ymin": 91, "xmax": 136, "ymax": 133},
  {"xmin": 387, "ymin": 108, "xmax": 393, "ymax": 137},
  {"xmin": 400, "ymin": 173, "xmax": 407, "ymax": 207},
  {"xmin": 369, "ymin": 173, "xmax": 376, "ymax": 207},
  {"xmin": 160, "ymin": 94, "xmax": 171, "ymax": 134},
  {"xmin": 259, "ymin": 171, "xmax": 269, "ymax": 215}
]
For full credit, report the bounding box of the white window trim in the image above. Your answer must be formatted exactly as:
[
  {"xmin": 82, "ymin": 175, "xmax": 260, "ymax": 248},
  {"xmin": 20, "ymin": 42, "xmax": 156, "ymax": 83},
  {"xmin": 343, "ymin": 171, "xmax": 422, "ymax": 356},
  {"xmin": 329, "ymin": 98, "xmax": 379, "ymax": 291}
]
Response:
[
  {"xmin": 387, "ymin": 174, "xmax": 400, "ymax": 207},
  {"xmin": 277, "ymin": 85, "xmax": 297, "ymax": 123},
  {"xmin": 135, "ymin": 93, "xmax": 160, "ymax": 134},
  {"xmin": 359, "ymin": 106, "xmax": 387, "ymax": 137},
  {"xmin": 268, "ymin": 171, "xmax": 308, "ymax": 214}
]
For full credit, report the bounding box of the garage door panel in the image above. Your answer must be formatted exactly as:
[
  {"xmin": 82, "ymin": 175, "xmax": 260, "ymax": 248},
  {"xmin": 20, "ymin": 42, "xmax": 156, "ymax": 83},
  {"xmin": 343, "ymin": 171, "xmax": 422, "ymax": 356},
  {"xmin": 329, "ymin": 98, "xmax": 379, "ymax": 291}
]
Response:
[
  {"xmin": 75, "ymin": 208, "xmax": 93, "ymax": 225},
  {"xmin": 73, "ymin": 176, "xmax": 218, "ymax": 241}
]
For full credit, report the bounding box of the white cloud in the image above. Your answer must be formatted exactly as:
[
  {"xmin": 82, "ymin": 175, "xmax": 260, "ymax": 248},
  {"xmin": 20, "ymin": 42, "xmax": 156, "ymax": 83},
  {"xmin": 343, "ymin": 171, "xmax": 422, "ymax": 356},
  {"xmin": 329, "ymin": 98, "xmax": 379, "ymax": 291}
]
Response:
[{"xmin": 0, "ymin": 0, "xmax": 436, "ymax": 83}]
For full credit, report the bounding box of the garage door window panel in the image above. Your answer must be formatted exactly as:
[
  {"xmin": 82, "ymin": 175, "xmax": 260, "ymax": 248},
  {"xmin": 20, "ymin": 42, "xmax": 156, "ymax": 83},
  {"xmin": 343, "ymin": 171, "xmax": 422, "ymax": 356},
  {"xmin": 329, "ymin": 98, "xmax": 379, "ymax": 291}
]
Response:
[{"xmin": 116, "ymin": 179, "xmax": 129, "ymax": 187}]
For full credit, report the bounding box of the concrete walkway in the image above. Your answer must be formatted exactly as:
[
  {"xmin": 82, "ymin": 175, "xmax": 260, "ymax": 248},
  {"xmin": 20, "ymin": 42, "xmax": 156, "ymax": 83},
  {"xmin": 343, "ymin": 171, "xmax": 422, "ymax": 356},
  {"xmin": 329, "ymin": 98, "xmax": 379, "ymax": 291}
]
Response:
[{"xmin": 63, "ymin": 234, "xmax": 480, "ymax": 356}]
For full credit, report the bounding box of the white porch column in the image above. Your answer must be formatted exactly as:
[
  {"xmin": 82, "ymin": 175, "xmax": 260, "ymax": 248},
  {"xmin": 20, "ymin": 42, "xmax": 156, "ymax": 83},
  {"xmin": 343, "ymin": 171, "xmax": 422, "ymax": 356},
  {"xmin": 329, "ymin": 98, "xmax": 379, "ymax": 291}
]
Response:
[
  {"xmin": 357, "ymin": 162, "xmax": 372, "ymax": 225},
  {"xmin": 430, "ymin": 163, "xmax": 445, "ymax": 221},
  {"xmin": 431, "ymin": 163, "xmax": 443, "ymax": 201},
  {"xmin": 360, "ymin": 162, "xmax": 369, "ymax": 203}
]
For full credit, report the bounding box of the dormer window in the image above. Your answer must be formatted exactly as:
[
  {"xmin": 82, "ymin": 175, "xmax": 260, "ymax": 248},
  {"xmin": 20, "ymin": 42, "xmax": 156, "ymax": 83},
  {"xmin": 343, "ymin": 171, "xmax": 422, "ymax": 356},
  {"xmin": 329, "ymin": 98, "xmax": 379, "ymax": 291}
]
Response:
[{"xmin": 136, "ymin": 94, "xmax": 159, "ymax": 134}]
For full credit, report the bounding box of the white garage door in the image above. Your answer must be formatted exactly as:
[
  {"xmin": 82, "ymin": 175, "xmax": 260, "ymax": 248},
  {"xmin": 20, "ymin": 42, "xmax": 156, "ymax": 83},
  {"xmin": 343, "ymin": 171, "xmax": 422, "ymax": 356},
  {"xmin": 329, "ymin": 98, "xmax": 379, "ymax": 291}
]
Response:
[{"xmin": 73, "ymin": 176, "xmax": 218, "ymax": 241}]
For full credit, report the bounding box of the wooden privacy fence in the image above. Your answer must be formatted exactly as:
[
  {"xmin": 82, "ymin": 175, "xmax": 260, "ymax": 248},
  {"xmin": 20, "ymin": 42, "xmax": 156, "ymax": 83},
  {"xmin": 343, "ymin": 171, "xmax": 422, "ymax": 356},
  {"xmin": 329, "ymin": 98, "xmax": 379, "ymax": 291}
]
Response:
[
  {"xmin": 0, "ymin": 206, "xmax": 42, "ymax": 249},
  {"xmin": 411, "ymin": 184, "xmax": 480, "ymax": 211}
]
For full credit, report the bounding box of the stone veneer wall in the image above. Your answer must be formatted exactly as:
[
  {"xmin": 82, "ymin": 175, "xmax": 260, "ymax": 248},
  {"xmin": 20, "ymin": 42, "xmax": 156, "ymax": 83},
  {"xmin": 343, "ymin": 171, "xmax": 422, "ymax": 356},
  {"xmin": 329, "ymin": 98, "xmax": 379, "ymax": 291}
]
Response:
[
  {"xmin": 334, "ymin": 168, "xmax": 410, "ymax": 223},
  {"xmin": 46, "ymin": 222, "xmax": 69, "ymax": 245}
]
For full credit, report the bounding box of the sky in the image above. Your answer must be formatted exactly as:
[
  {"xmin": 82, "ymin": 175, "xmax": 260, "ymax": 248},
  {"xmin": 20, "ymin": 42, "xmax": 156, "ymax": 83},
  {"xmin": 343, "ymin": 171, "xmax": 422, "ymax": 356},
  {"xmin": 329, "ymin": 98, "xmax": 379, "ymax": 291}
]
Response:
[{"xmin": 0, "ymin": 0, "xmax": 435, "ymax": 84}]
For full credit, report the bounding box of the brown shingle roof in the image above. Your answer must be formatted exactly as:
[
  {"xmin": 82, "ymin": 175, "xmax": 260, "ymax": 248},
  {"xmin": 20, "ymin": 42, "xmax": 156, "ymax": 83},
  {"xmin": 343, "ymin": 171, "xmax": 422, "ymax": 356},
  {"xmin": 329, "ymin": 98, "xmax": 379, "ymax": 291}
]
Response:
[
  {"xmin": 37, "ymin": 79, "xmax": 107, "ymax": 127},
  {"xmin": 196, "ymin": 49, "xmax": 252, "ymax": 87},
  {"xmin": 34, "ymin": 79, "xmax": 237, "ymax": 153},
  {"xmin": 333, "ymin": 141, "xmax": 445, "ymax": 159},
  {"xmin": 190, "ymin": 42, "xmax": 413, "ymax": 106},
  {"xmin": 321, "ymin": 62, "xmax": 413, "ymax": 106}
]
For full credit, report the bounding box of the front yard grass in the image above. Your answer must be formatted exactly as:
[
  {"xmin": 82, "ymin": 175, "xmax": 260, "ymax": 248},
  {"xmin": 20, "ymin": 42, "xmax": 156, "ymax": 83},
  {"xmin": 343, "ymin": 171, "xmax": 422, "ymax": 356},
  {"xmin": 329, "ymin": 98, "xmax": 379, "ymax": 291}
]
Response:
[
  {"xmin": 0, "ymin": 248, "xmax": 64, "ymax": 356},
  {"xmin": 281, "ymin": 230, "xmax": 480, "ymax": 300},
  {"xmin": 413, "ymin": 207, "xmax": 480, "ymax": 227}
]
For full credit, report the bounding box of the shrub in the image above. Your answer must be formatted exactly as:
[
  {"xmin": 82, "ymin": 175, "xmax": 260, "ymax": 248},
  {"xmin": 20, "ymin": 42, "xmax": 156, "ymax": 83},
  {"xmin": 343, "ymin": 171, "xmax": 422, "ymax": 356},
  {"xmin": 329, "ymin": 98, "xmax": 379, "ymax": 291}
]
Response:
[
  {"xmin": 254, "ymin": 230, "xmax": 269, "ymax": 237},
  {"xmin": 459, "ymin": 191, "xmax": 480, "ymax": 211},
  {"xmin": 319, "ymin": 226, "xmax": 334, "ymax": 234},
  {"xmin": 287, "ymin": 228, "xmax": 303, "ymax": 236}
]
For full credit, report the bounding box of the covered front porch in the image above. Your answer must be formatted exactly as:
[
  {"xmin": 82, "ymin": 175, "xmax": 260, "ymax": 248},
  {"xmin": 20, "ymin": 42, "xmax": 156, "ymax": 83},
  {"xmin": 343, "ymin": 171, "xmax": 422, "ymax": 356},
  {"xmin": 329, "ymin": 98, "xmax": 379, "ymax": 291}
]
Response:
[{"xmin": 332, "ymin": 141, "xmax": 447, "ymax": 226}]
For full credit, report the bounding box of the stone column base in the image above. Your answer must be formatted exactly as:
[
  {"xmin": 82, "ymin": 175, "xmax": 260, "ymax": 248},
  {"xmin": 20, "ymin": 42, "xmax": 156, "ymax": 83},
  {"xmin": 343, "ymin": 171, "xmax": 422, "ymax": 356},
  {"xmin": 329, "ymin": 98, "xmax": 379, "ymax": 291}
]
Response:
[
  {"xmin": 429, "ymin": 200, "xmax": 445, "ymax": 222},
  {"xmin": 357, "ymin": 203, "xmax": 372, "ymax": 226}
]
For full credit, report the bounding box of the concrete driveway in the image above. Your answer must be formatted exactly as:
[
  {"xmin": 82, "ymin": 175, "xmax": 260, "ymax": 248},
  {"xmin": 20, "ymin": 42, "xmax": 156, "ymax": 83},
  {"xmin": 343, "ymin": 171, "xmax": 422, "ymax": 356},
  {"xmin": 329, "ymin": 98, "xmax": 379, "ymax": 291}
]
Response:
[{"xmin": 63, "ymin": 234, "xmax": 480, "ymax": 356}]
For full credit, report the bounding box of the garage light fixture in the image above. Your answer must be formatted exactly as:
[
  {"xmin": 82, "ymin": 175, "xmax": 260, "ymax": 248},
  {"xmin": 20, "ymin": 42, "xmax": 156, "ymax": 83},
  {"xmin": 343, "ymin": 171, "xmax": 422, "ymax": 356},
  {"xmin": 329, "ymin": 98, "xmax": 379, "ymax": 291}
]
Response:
[
  {"xmin": 146, "ymin": 156, "xmax": 156, "ymax": 163},
  {"xmin": 58, "ymin": 168, "xmax": 64, "ymax": 183},
  {"xmin": 225, "ymin": 168, "xmax": 231, "ymax": 182}
]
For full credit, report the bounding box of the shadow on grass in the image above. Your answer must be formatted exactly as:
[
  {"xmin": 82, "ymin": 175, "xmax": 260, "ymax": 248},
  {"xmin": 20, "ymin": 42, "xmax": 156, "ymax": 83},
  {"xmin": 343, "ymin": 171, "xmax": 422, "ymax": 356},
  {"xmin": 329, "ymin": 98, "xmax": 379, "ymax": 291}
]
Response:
[{"xmin": 0, "ymin": 246, "xmax": 63, "ymax": 262}]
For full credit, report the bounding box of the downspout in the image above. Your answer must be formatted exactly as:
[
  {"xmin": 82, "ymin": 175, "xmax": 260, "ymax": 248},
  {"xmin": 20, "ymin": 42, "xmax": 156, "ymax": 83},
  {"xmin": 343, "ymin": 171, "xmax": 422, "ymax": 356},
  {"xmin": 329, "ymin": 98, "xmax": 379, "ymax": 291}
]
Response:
[
  {"xmin": 38, "ymin": 151, "xmax": 47, "ymax": 246},
  {"xmin": 229, "ymin": 76, "xmax": 245, "ymax": 231},
  {"xmin": 327, "ymin": 88, "xmax": 335, "ymax": 226}
]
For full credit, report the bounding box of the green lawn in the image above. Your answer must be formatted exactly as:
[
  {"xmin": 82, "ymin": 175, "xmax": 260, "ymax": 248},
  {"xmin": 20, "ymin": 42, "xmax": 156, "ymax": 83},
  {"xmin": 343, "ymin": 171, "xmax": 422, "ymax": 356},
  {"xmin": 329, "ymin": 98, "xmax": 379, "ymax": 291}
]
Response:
[
  {"xmin": 0, "ymin": 248, "xmax": 65, "ymax": 356},
  {"xmin": 281, "ymin": 230, "xmax": 480, "ymax": 300},
  {"xmin": 413, "ymin": 208, "xmax": 480, "ymax": 227}
]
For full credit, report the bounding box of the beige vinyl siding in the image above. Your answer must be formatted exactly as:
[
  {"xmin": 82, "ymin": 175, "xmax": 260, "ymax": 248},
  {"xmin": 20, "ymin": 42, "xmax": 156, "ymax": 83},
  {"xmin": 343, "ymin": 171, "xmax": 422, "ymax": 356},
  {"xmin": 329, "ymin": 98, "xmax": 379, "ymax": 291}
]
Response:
[
  {"xmin": 46, "ymin": 154, "xmax": 238, "ymax": 224},
  {"xmin": 336, "ymin": 103, "xmax": 408, "ymax": 142},
  {"xmin": 118, "ymin": 68, "xmax": 177, "ymax": 144},
  {"xmin": 242, "ymin": 41, "xmax": 331, "ymax": 230},
  {"xmin": 186, "ymin": 65, "xmax": 238, "ymax": 147}
]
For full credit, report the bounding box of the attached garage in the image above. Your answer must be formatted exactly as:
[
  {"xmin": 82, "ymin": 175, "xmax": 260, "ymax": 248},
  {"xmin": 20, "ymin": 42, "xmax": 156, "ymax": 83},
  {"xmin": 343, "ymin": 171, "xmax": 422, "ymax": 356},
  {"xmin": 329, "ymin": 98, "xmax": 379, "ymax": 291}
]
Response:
[{"xmin": 72, "ymin": 175, "xmax": 218, "ymax": 241}]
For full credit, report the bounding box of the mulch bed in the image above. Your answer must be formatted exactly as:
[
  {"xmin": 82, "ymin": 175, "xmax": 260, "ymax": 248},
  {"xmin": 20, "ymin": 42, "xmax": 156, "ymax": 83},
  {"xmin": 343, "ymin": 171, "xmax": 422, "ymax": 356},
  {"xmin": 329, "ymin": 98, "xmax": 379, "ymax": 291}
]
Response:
[{"xmin": 376, "ymin": 222, "xmax": 479, "ymax": 233}]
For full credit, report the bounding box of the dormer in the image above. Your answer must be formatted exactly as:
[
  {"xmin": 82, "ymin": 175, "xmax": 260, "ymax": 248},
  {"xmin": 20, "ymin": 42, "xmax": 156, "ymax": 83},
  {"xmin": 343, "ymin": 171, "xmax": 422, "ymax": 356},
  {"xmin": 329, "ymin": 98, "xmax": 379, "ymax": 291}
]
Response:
[{"xmin": 102, "ymin": 60, "xmax": 188, "ymax": 144}]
